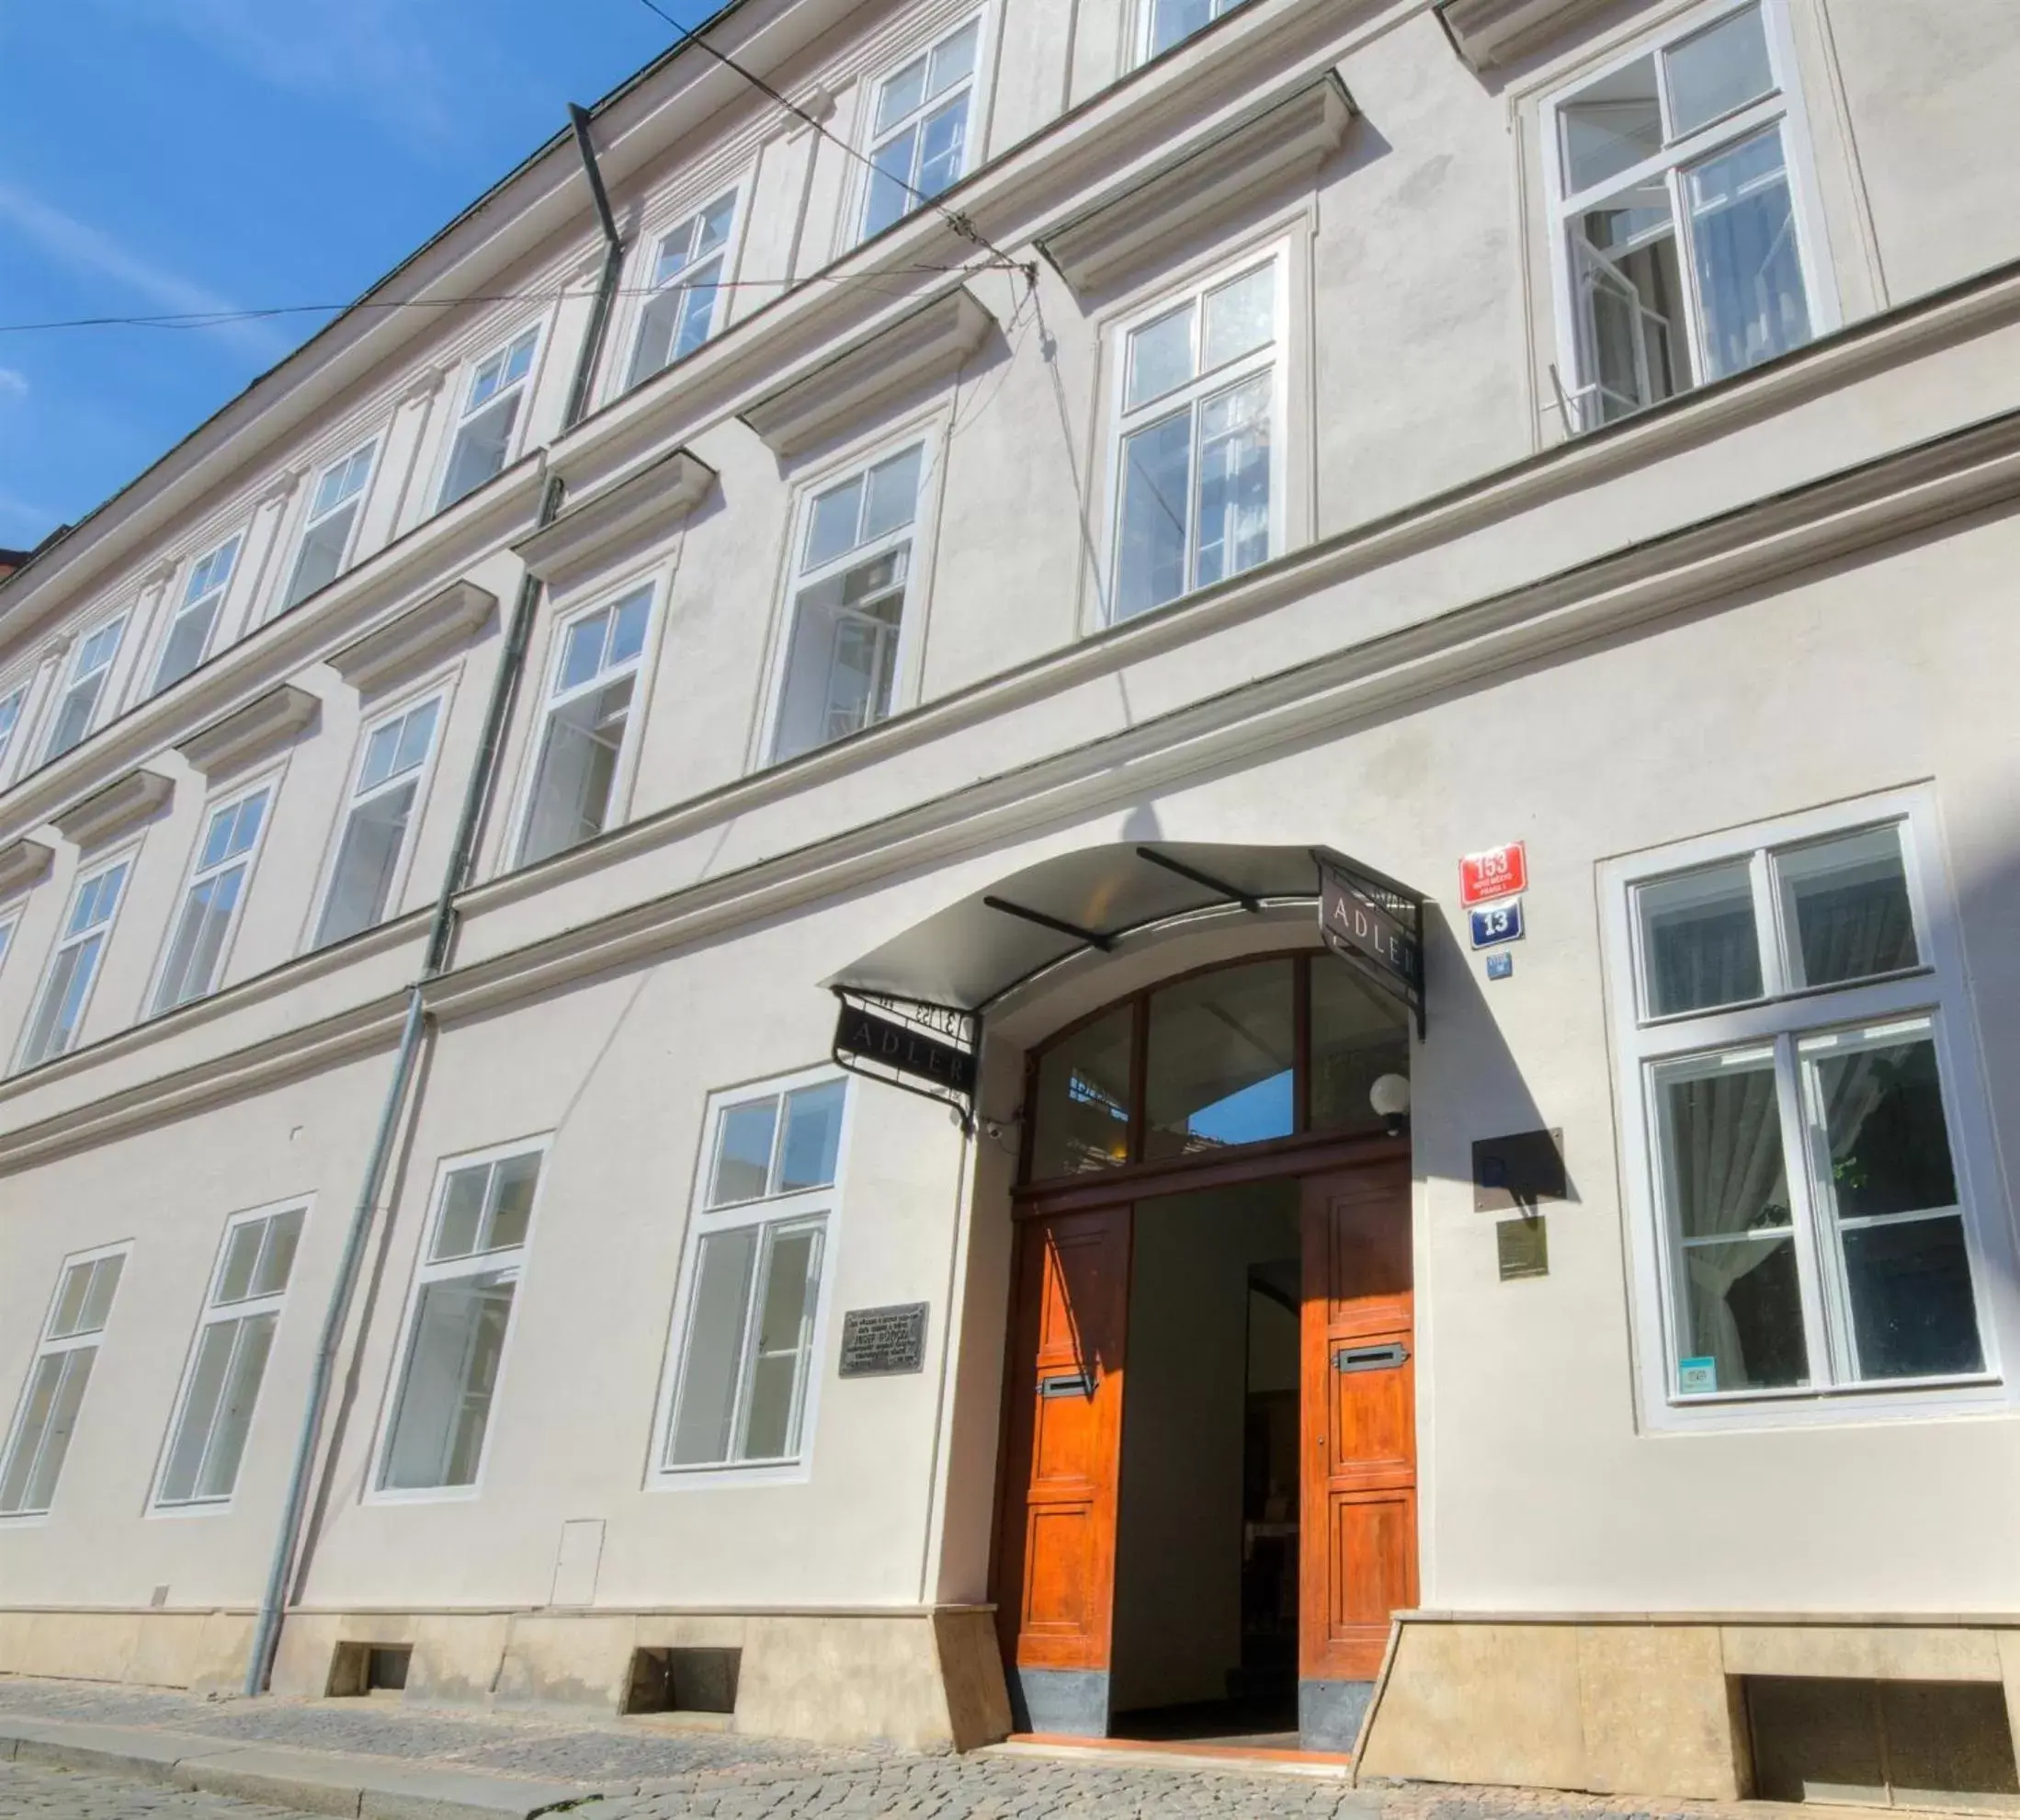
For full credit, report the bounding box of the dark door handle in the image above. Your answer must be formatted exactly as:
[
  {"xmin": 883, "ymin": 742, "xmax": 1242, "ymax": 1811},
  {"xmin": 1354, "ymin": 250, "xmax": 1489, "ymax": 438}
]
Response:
[{"xmin": 1334, "ymin": 1342, "xmax": 1410, "ymax": 1372}]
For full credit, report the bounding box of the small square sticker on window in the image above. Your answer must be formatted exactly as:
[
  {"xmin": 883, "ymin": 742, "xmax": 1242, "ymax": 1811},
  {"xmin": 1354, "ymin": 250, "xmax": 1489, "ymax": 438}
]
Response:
[{"xmin": 1677, "ymin": 1356, "xmax": 1718, "ymax": 1395}]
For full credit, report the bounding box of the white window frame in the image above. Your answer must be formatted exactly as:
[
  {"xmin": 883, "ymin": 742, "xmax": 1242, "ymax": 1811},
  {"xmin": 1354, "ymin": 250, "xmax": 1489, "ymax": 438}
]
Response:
[
  {"xmin": 1100, "ymin": 239, "xmax": 1292, "ymax": 626},
  {"xmin": 1134, "ymin": 0, "xmax": 1251, "ymax": 65},
  {"xmin": 0, "ymin": 908, "xmax": 19, "ymax": 982},
  {"xmin": 0, "ymin": 1241, "xmax": 131, "ymax": 1520},
  {"xmin": 1602, "ymin": 789, "xmax": 2014, "ymax": 1434},
  {"xmin": 369, "ymin": 1134, "xmax": 551, "ymax": 1504},
  {"xmin": 307, "ymin": 684, "xmax": 449, "ymax": 951},
  {"xmin": 436, "ymin": 324, "xmax": 544, "ymax": 512},
  {"xmin": 280, "ymin": 439, "xmax": 379, "ymax": 612},
  {"xmin": 151, "ymin": 1201, "xmax": 308, "ymax": 1513},
  {"xmin": 622, "ymin": 186, "xmax": 745, "ymax": 394},
  {"xmin": 16, "ymin": 847, "xmax": 137, "ymax": 1073},
  {"xmin": 854, "ymin": 9, "xmax": 992, "ymax": 247},
  {"xmin": 512, "ymin": 579, "xmax": 660, "ymax": 869},
  {"xmin": 0, "ymin": 674, "xmax": 31, "ymax": 783},
  {"xmin": 42, "ymin": 612, "xmax": 130, "ymax": 763},
  {"xmin": 757, "ymin": 430, "xmax": 941, "ymax": 769},
  {"xmin": 153, "ymin": 533, "xmax": 244, "ymax": 694},
  {"xmin": 148, "ymin": 774, "xmax": 279, "ymax": 1016},
  {"xmin": 1539, "ymin": 0, "xmax": 1838, "ymax": 435},
  {"xmin": 650, "ymin": 1064, "xmax": 852, "ymax": 1489}
]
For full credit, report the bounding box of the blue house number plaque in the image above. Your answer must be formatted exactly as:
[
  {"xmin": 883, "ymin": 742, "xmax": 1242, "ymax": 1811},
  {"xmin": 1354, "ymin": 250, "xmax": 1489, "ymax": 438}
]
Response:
[{"xmin": 1470, "ymin": 898, "xmax": 1525, "ymax": 950}]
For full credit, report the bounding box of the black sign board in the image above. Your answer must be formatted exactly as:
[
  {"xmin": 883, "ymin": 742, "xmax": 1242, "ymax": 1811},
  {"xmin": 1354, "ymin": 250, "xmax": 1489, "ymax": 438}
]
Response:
[
  {"xmin": 1316, "ymin": 853, "xmax": 1425, "ymax": 1035},
  {"xmin": 831, "ymin": 990, "xmax": 980, "ymax": 1124},
  {"xmin": 839, "ymin": 1302, "xmax": 930, "ymax": 1377},
  {"xmin": 1472, "ymin": 1128, "xmax": 1569, "ymax": 1212}
]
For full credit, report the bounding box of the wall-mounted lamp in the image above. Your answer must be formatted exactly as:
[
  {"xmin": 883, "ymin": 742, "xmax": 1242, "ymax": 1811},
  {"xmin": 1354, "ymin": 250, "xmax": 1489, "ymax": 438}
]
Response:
[{"xmin": 1369, "ymin": 1073, "xmax": 1412, "ymax": 1137}]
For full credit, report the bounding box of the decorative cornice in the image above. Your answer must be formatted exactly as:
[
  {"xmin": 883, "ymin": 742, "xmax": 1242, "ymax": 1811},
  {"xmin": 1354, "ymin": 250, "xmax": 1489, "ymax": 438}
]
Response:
[
  {"xmin": 1038, "ymin": 73, "xmax": 1356, "ymax": 291},
  {"xmin": 256, "ymin": 469, "xmax": 307, "ymax": 509},
  {"xmin": 51, "ymin": 768, "xmax": 174, "ymax": 851},
  {"xmin": 401, "ymin": 364, "xmax": 453, "ymax": 408},
  {"xmin": 175, "ymin": 684, "xmax": 320, "ymax": 779},
  {"xmin": 0, "ymin": 836, "xmax": 53, "ymax": 900},
  {"xmin": 327, "ymin": 580, "xmax": 497, "ymax": 698},
  {"xmin": 1435, "ymin": 0, "xmax": 1617, "ymax": 72},
  {"xmin": 739, "ymin": 287, "xmax": 997, "ymax": 457},
  {"xmin": 516, "ymin": 450, "xmax": 715, "ymax": 586}
]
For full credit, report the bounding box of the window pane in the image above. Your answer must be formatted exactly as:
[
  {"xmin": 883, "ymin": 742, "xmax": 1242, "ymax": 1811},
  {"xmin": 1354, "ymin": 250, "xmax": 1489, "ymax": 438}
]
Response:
[
  {"xmin": 1656, "ymin": 1051, "xmax": 1807, "ymax": 1391},
  {"xmin": 1804, "ymin": 1027, "xmax": 1958, "ymax": 1222},
  {"xmin": 76, "ymin": 1254, "xmax": 123, "ymax": 1332},
  {"xmin": 219, "ymin": 1221, "xmax": 265, "ymax": 1301},
  {"xmin": 1842, "ymin": 1216, "xmax": 1983, "ymax": 1381},
  {"xmin": 1193, "ymin": 372, "xmax": 1272, "ymax": 588},
  {"xmin": 155, "ymin": 869, "xmax": 244, "ymax": 1012},
  {"xmin": 393, "ymin": 700, "xmax": 439, "ymax": 773},
  {"xmin": 1575, "ymin": 189, "xmax": 1688, "ymax": 422},
  {"xmin": 1116, "ymin": 409, "xmax": 1193, "ymax": 620},
  {"xmin": 51, "ymin": 1261, "xmax": 96, "ymax": 1337},
  {"xmin": 711, "ymin": 1100, "xmax": 778, "ymax": 1205},
  {"xmin": 1126, "ymin": 302, "xmax": 1196, "ymax": 410},
  {"xmin": 23, "ymin": 937, "xmax": 96, "ymax": 1065},
  {"xmin": 1202, "ymin": 264, "xmax": 1275, "ymax": 370},
  {"xmin": 441, "ymin": 394, "xmax": 520, "ymax": 506},
  {"xmin": 1149, "ymin": 0, "xmax": 1213, "ymax": 56},
  {"xmin": 876, "ymin": 55, "xmax": 927, "ymax": 133},
  {"xmin": 433, "ymin": 1166, "xmax": 488, "ymax": 1261},
  {"xmin": 1144, "ymin": 960, "xmax": 1295, "ymax": 1160},
  {"xmin": 609, "ymin": 591, "xmax": 652, "ymax": 665},
  {"xmin": 805, "ymin": 477, "xmax": 865, "ymax": 572},
  {"xmin": 863, "ymin": 131, "xmax": 917, "ymax": 240},
  {"xmin": 286, "ymin": 504, "xmax": 356, "ymax": 609},
  {"xmin": 775, "ymin": 549, "xmax": 910, "ymax": 760},
  {"xmin": 162, "ymin": 1323, "xmax": 236, "ymax": 1503},
  {"xmin": 1776, "ymin": 827, "xmax": 1918, "ymax": 989},
  {"xmin": 630, "ymin": 288, "xmax": 685, "ymax": 389},
  {"xmin": 21, "ymin": 1349, "xmax": 95, "ymax": 1513},
  {"xmin": 928, "ymin": 20, "xmax": 979, "ymax": 97},
  {"xmin": 1685, "ymin": 127, "xmax": 1810, "ymax": 381},
  {"xmin": 777, "ymin": 1080, "xmax": 845, "ymax": 1192},
  {"xmin": 483, "ymin": 1152, "xmax": 540, "ymax": 1251},
  {"xmin": 155, "ymin": 599, "xmax": 221, "ymax": 690},
  {"xmin": 1560, "ymin": 53, "xmax": 1661, "ymax": 193},
  {"xmin": 1, "ymin": 1354, "xmax": 67, "ymax": 1511},
  {"xmin": 254, "ymin": 1210, "xmax": 304, "ymax": 1296},
  {"xmin": 316, "ymin": 779, "xmax": 418, "ymax": 946},
  {"xmin": 382, "ymin": 1275, "xmax": 516, "ymax": 1489},
  {"xmin": 668, "ymin": 1229, "xmax": 758, "ymax": 1466},
  {"xmin": 559, "ymin": 612, "xmax": 607, "ymax": 691},
  {"xmin": 1030, "ymin": 1004, "xmax": 1134, "ymax": 1178},
  {"xmin": 1309, "ymin": 957, "xmax": 1411, "ymax": 1136},
  {"xmin": 1664, "ymin": 4, "xmax": 1773, "ymax": 138},
  {"xmin": 743, "ymin": 1226, "xmax": 822, "ymax": 1461},
  {"xmin": 915, "ymin": 96, "xmax": 969, "ymax": 200},
  {"xmin": 863, "ymin": 448, "xmax": 924, "ymax": 540},
  {"xmin": 196, "ymin": 1313, "xmax": 276, "ymax": 1500},
  {"xmin": 1637, "ymin": 861, "xmax": 1762, "ymax": 1016},
  {"xmin": 521, "ymin": 675, "xmax": 634, "ymax": 865}
]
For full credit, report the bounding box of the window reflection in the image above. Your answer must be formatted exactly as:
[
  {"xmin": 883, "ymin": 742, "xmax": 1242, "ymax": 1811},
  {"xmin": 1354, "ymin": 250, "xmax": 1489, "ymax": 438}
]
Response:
[
  {"xmin": 1028, "ymin": 1004, "xmax": 1134, "ymax": 1178},
  {"xmin": 1143, "ymin": 961, "xmax": 1295, "ymax": 1160}
]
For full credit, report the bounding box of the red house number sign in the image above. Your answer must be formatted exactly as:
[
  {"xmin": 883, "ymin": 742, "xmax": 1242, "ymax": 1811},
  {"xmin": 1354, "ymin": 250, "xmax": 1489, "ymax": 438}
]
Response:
[{"xmin": 1459, "ymin": 842, "xmax": 1527, "ymax": 905}]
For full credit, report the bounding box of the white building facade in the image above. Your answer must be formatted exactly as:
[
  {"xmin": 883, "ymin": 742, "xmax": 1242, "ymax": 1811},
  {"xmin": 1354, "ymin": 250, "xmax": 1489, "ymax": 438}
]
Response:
[{"xmin": 2, "ymin": 0, "xmax": 2018, "ymax": 1798}]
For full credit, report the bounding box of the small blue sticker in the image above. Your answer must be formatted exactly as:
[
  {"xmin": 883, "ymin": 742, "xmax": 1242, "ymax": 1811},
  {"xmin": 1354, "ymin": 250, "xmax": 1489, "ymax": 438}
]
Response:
[
  {"xmin": 1678, "ymin": 1356, "xmax": 1718, "ymax": 1395},
  {"xmin": 1470, "ymin": 897, "xmax": 1526, "ymax": 950},
  {"xmin": 1485, "ymin": 952, "xmax": 1514, "ymax": 981}
]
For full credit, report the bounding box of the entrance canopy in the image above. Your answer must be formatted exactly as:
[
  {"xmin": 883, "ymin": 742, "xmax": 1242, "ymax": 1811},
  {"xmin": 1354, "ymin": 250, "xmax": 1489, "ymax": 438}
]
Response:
[{"xmin": 825, "ymin": 845, "xmax": 1424, "ymax": 1122}]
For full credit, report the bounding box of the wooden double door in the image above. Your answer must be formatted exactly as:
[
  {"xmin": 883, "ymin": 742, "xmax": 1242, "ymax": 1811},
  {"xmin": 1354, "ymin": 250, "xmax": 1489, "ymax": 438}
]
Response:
[{"xmin": 994, "ymin": 1157, "xmax": 1417, "ymax": 1724}]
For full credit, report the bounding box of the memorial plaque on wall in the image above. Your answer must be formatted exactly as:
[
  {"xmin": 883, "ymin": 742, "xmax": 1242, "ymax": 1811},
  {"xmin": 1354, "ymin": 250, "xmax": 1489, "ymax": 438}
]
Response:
[
  {"xmin": 1496, "ymin": 1215, "xmax": 1549, "ymax": 1280},
  {"xmin": 1472, "ymin": 1128, "xmax": 1568, "ymax": 1212},
  {"xmin": 838, "ymin": 1302, "xmax": 930, "ymax": 1377}
]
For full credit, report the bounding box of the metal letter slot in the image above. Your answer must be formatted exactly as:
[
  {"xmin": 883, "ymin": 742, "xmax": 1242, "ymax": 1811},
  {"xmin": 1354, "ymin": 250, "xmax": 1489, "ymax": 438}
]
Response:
[
  {"xmin": 1334, "ymin": 1342, "xmax": 1409, "ymax": 1373},
  {"xmin": 1039, "ymin": 1371, "xmax": 1095, "ymax": 1398}
]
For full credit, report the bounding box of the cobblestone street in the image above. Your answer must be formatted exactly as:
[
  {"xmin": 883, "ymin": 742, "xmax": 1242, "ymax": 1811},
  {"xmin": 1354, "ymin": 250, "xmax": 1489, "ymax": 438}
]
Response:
[{"xmin": 0, "ymin": 1678, "xmax": 1731, "ymax": 1820}]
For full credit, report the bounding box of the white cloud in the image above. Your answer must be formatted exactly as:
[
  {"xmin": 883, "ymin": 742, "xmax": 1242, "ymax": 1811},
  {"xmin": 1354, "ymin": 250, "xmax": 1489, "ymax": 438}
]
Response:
[
  {"xmin": 0, "ymin": 181, "xmax": 291, "ymax": 360},
  {"xmin": 0, "ymin": 369, "xmax": 27, "ymax": 399}
]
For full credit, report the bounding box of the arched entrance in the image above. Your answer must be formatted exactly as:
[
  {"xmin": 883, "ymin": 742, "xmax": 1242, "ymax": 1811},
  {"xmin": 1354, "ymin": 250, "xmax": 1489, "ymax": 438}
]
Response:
[{"xmin": 994, "ymin": 950, "xmax": 1415, "ymax": 1754}]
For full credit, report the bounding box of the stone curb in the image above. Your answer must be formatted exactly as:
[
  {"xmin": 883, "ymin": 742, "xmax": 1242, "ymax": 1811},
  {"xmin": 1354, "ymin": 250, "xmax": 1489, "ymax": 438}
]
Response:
[{"xmin": 0, "ymin": 1714, "xmax": 607, "ymax": 1820}]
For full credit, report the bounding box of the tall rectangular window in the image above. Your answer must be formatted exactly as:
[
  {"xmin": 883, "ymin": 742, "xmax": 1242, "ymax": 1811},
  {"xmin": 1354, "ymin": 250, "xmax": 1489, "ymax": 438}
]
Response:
[
  {"xmin": 153, "ymin": 785, "xmax": 272, "ymax": 1013},
  {"xmin": 628, "ymin": 194, "xmax": 737, "ymax": 389},
  {"xmin": 663, "ymin": 1075, "xmax": 845, "ymax": 1473},
  {"xmin": 0, "ymin": 679, "xmax": 28, "ymax": 776},
  {"xmin": 1546, "ymin": 1, "xmax": 1823, "ymax": 429},
  {"xmin": 42, "ymin": 615, "xmax": 128, "ymax": 762},
  {"xmin": 379, "ymin": 1145, "xmax": 543, "ymax": 1493},
  {"xmin": 283, "ymin": 442, "xmax": 377, "ymax": 610},
  {"xmin": 153, "ymin": 536, "xmax": 242, "ymax": 693},
  {"xmin": 518, "ymin": 586, "xmax": 653, "ymax": 867},
  {"xmin": 1, "ymin": 1246, "xmax": 127, "ymax": 1517},
  {"xmin": 18, "ymin": 855, "xmax": 131, "ymax": 1070},
  {"xmin": 1110, "ymin": 252, "xmax": 1283, "ymax": 621},
  {"xmin": 156, "ymin": 1207, "xmax": 303, "ymax": 1507},
  {"xmin": 860, "ymin": 17, "xmax": 982, "ymax": 242},
  {"xmin": 313, "ymin": 695, "xmax": 441, "ymax": 949},
  {"xmin": 1606, "ymin": 798, "xmax": 2003, "ymax": 1424},
  {"xmin": 439, "ymin": 327, "xmax": 539, "ymax": 509},
  {"xmin": 771, "ymin": 444, "xmax": 925, "ymax": 763},
  {"xmin": 1140, "ymin": 0, "xmax": 1250, "ymax": 61}
]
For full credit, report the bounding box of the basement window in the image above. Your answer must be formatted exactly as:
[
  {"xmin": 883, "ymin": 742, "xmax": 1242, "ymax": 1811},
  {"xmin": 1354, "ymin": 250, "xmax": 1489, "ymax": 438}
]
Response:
[
  {"xmin": 1745, "ymin": 1676, "xmax": 2020, "ymax": 1809},
  {"xmin": 327, "ymin": 1643, "xmax": 413, "ymax": 1697},
  {"xmin": 622, "ymin": 1647, "xmax": 741, "ymax": 1717}
]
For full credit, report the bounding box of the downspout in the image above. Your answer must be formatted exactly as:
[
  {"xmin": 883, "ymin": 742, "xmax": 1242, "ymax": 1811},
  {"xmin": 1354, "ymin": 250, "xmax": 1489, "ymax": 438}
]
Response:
[{"xmin": 244, "ymin": 108, "xmax": 627, "ymax": 1698}]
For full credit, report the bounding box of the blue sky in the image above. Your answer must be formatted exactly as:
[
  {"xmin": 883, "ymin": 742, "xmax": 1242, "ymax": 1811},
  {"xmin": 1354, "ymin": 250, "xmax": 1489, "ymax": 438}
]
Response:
[{"xmin": 0, "ymin": 0, "xmax": 717, "ymax": 553}]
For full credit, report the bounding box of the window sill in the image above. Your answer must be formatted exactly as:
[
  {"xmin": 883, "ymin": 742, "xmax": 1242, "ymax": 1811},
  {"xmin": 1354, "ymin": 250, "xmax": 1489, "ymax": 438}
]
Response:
[
  {"xmin": 1651, "ymin": 1373, "xmax": 2008, "ymax": 1434},
  {"xmin": 648, "ymin": 1460, "xmax": 811, "ymax": 1492}
]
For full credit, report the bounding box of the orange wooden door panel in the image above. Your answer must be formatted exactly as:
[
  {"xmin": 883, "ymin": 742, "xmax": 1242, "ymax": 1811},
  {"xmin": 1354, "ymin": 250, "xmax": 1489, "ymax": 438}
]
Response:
[
  {"xmin": 1301, "ymin": 1163, "xmax": 1418, "ymax": 1684},
  {"xmin": 996, "ymin": 1206, "xmax": 1130, "ymax": 1673}
]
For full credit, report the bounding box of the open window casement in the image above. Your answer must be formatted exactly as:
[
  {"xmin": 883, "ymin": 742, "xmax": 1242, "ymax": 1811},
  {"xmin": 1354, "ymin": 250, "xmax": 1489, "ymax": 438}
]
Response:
[
  {"xmin": 629, "ymin": 194, "xmax": 738, "ymax": 391},
  {"xmin": 283, "ymin": 441, "xmax": 378, "ymax": 611},
  {"xmin": 439, "ymin": 327, "xmax": 539, "ymax": 509}
]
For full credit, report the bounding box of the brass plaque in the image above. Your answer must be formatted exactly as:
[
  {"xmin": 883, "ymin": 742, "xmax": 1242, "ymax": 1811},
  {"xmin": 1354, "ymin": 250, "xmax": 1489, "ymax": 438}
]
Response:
[{"xmin": 1496, "ymin": 1215, "xmax": 1549, "ymax": 1281}]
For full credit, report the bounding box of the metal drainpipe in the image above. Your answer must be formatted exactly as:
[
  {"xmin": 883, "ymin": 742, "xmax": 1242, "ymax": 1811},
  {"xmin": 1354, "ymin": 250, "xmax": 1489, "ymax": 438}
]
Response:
[{"xmin": 244, "ymin": 108, "xmax": 625, "ymax": 1699}]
